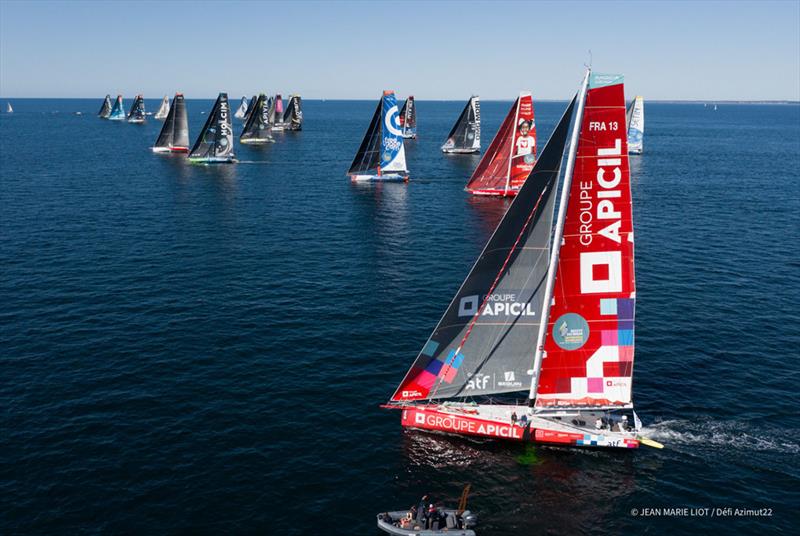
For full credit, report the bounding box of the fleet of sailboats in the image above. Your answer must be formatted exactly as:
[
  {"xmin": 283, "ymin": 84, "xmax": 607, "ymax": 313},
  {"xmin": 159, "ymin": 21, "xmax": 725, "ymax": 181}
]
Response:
[
  {"xmin": 465, "ymin": 92, "xmax": 536, "ymax": 196},
  {"xmin": 385, "ymin": 70, "xmax": 661, "ymax": 450},
  {"xmin": 442, "ymin": 96, "xmax": 480, "ymax": 154}
]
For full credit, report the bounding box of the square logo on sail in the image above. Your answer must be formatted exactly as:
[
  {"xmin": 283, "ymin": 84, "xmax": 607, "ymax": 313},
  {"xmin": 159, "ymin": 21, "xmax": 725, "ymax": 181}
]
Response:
[{"xmin": 458, "ymin": 295, "xmax": 479, "ymax": 317}]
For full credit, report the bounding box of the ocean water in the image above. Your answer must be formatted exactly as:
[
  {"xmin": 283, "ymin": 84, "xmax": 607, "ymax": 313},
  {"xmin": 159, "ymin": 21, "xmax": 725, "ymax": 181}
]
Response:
[{"xmin": 1, "ymin": 98, "xmax": 799, "ymax": 534}]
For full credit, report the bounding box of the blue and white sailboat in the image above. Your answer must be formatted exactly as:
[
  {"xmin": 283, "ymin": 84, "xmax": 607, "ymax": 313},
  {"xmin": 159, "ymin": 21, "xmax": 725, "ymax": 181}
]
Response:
[
  {"xmin": 347, "ymin": 90, "xmax": 408, "ymax": 182},
  {"xmin": 108, "ymin": 95, "xmax": 125, "ymax": 121},
  {"xmin": 626, "ymin": 95, "xmax": 644, "ymax": 155}
]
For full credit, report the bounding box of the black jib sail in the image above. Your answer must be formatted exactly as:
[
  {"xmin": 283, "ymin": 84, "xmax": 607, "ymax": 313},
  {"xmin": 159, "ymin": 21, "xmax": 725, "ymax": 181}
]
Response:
[
  {"xmin": 153, "ymin": 93, "xmax": 189, "ymax": 152},
  {"xmin": 242, "ymin": 95, "xmax": 258, "ymax": 123},
  {"xmin": 240, "ymin": 94, "xmax": 274, "ymax": 144},
  {"xmin": 399, "ymin": 96, "xmax": 417, "ymax": 138},
  {"xmin": 442, "ymin": 96, "xmax": 480, "ymax": 153},
  {"xmin": 283, "ymin": 94, "xmax": 303, "ymax": 131},
  {"xmin": 98, "ymin": 94, "xmax": 112, "ymax": 118},
  {"xmin": 390, "ymin": 96, "xmax": 577, "ymax": 401},
  {"xmin": 347, "ymin": 98, "xmax": 383, "ymax": 175},
  {"xmin": 188, "ymin": 93, "xmax": 235, "ymax": 163},
  {"xmin": 127, "ymin": 95, "xmax": 145, "ymax": 123}
]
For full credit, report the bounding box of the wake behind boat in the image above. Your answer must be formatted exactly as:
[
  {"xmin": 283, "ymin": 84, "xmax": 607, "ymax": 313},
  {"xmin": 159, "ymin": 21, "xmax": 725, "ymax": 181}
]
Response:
[
  {"xmin": 188, "ymin": 92, "xmax": 236, "ymax": 164},
  {"xmin": 385, "ymin": 70, "xmax": 662, "ymax": 451},
  {"xmin": 348, "ymin": 90, "xmax": 408, "ymax": 182},
  {"xmin": 442, "ymin": 96, "xmax": 480, "ymax": 154},
  {"xmin": 464, "ymin": 92, "xmax": 535, "ymax": 196},
  {"xmin": 152, "ymin": 93, "xmax": 190, "ymax": 153}
]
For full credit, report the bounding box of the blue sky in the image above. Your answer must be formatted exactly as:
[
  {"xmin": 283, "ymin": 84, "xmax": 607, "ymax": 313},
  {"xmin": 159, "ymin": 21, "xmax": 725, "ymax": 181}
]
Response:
[{"xmin": 1, "ymin": 0, "xmax": 798, "ymax": 100}]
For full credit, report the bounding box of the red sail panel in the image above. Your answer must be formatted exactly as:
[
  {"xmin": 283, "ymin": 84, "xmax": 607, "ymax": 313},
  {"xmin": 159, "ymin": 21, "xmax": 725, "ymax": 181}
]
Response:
[
  {"xmin": 536, "ymin": 74, "xmax": 635, "ymax": 408},
  {"xmin": 465, "ymin": 93, "xmax": 535, "ymax": 196}
]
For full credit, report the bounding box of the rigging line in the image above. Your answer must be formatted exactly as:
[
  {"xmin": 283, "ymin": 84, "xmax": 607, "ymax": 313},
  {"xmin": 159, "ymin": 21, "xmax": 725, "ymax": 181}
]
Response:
[{"xmin": 428, "ymin": 181, "xmax": 552, "ymax": 400}]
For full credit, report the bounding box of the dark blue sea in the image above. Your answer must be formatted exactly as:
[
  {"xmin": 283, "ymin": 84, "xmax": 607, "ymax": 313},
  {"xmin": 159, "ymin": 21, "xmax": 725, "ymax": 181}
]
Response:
[{"xmin": 1, "ymin": 98, "xmax": 799, "ymax": 534}]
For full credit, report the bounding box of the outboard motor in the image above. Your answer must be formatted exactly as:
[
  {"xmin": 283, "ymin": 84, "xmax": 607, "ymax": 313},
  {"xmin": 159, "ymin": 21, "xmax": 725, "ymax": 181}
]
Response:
[{"xmin": 461, "ymin": 510, "xmax": 478, "ymax": 529}]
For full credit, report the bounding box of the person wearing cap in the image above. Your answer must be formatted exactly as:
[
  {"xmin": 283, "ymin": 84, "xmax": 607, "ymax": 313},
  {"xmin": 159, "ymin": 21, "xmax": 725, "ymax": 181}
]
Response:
[{"xmin": 617, "ymin": 415, "xmax": 629, "ymax": 433}]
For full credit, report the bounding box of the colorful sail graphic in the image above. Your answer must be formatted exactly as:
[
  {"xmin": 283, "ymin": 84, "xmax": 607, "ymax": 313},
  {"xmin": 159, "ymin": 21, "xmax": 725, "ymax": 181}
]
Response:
[
  {"xmin": 442, "ymin": 96, "xmax": 480, "ymax": 153},
  {"xmin": 626, "ymin": 96, "xmax": 644, "ymax": 154},
  {"xmin": 535, "ymin": 73, "xmax": 635, "ymax": 408},
  {"xmin": 390, "ymin": 97, "xmax": 576, "ymax": 402},
  {"xmin": 98, "ymin": 95, "xmax": 112, "ymax": 118},
  {"xmin": 399, "ymin": 96, "xmax": 417, "ymax": 138},
  {"xmin": 348, "ymin": 91, "xmax": 407, "ymax": 179},
  {"xmin": 465, "ymin": 92, "xmax": 536, "ymax": 196},
  {"xmin": 380, "ymin": 91, "xmax": 407, "ymax": 172},
  {"xmin": 188, "ymin": 93, "xmax": 235, "ymax": 163},
  {"xmin": 109, "ymin": 95, "xmax": 125, "ymax": 121}
]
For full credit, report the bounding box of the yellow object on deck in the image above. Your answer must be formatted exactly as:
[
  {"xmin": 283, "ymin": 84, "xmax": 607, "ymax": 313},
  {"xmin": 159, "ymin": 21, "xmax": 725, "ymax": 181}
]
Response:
[{"xmin": 639, "ymin": 437, "xmax": 664, "ymax": 449}]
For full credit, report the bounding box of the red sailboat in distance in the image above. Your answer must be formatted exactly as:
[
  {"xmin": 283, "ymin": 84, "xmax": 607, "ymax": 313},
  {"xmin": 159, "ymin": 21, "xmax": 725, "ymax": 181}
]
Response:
[
  {"xmin": 384, "ymin": 70, "xmax": 663, "ymax": 450},
  {"xmin": 464, "ymin": 92, "xmax": 536, "ymax": 196}
]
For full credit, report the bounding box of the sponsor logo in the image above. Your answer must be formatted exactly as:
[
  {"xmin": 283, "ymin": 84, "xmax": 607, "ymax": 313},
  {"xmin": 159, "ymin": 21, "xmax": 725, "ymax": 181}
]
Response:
[
  {"xmin": 384, "ymin": 104, "xmax": 403, "ymax": 137},
  {"xmin": 498, "ymin": 370, "xmax": 522, "ymax": 388},
  {"xmin": 402, "ymin": 390, "xmax": 422, "ymax": 398},
  {"xmin": 457, "ymin": 293, "xmax": 537, "ymax": 318},
  {"xmin": 412, "ymin": 411, "xmax": 523, "ymax": 439},
  {"xmin": 466, "ymin": 373, "xmax": 490, "ymax": 390},
  {"xmin": 552, "ymin": 313, "xmax": 590, "ymax": 350}
]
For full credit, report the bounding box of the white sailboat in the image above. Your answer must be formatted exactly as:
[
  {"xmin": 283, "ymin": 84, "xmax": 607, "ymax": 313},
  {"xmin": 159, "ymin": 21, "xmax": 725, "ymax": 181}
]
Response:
[{"xmin": 626, "ymin": 95, "xmax": 644, "ymax": 154}]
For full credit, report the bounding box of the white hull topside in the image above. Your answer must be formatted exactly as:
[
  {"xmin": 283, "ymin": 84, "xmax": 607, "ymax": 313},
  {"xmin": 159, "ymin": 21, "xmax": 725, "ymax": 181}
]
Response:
[
  {"xmin": 350, "ymin": 173, "xmax": 408, "ymax": 182},
  {"xmin": 442, "ymin": 148, "xmax": 480, "ymax": 154}
]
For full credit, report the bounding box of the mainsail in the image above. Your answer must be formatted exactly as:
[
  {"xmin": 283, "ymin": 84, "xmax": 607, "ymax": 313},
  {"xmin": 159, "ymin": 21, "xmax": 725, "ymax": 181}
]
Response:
[
  {"xmin": 154, "ymin": 95, "xmax": 170, "ymax": 120},
  {"xmin": 152, "ymin": 93, "xmax": 190, "ymax": 152},
  {"xmin": 188, "ymin": 93, "xmax": 235, "ymax": 163},
  {"xmin": 442, "ymin": 96, "xmax": 481, "ymax": 153},
  {"xmin": 626, "ymin": 96, "xmax": 644, "ymax": 154},
  {"xmin": 98, "ymin": 95, "xmax": 112, "ymax": 118},
  {"xmin": 391, "ymin": 96, "xmax": 576, "ymax": 402},
  {"xmin": 109, "ymin": 95, "xmax": 125, "ymax": 121},
  {"xmin": 234, "ymin": 96, "xmax": 248, "ymax": 119},
  {"xmin": 283, "ymin": 94, "xmax": 303, "ymax": 131},
  {"xmin": 127, "ymin": 94, "xmax": 146, "ymax": 123},
  {"xmin": 465, "ymin": 92, "xmax": 536, "ymax": 196},
  {"xmin": 5, "ymin": 102, "xmax": 12, "ymax": 113},
  {"xmin": 399, "ymin": 96, "xmax": 417, "ymax": 138},
  {"xmin": 240, "ymin": 94, "xmax": 274, "ymax": 144},
  {"xmin": 348, "ymin": 90, "xmax": 407, "ymax": 180},
  {"xmin": 533, "ymin": 73, "xmax": 636, "ymax": 408}
]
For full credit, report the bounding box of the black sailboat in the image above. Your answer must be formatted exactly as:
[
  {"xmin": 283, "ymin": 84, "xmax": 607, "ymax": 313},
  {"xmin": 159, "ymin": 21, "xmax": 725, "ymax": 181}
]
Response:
[
  {"xmin": 98, "ymin": 94, "xmax": 112, "ymax": 118},
  {"xmin": 399, "ymin": 96, "xmax": 416, "ymax": 138},
  {"xmin": 188, "ymin": 93, "xmax": 236, "ymax": 164},
  {"xmin": 442, "ymin": 96, "xmax": 481, "ymax": 154},
  {"xmin": 282, "ymin": 94, "xmax": 303, "ymax": 131},
  {"xmin": 127, "ymin": 94, "xmax": 145, "ymax": 123},
  {"xmin": 152, "ymin": 93, "xmax": 190, "ymax": 153},
  {"xmin": 240, "ymin": 94, "xmax": 275, "ymax": 144},
  {"xmin": 242, "ymin": 95, "xmax": 258, "ymax": 123}
]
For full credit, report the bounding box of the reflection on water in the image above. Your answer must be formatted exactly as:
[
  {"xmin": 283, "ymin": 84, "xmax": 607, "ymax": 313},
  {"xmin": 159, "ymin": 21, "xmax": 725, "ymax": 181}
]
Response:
[{"xmin": 465, "ymin": 195, "xmax": 511, "ymax": 240}]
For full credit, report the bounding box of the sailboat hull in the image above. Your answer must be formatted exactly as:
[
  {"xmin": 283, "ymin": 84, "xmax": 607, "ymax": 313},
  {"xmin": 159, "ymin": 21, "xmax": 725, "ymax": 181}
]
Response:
[
  {"xmin": 350, "ymin": 173, "xmax": 408, "ymax": 182},
  {"xmin": 400, "ymin": 404, "xmax": 640, "ymax": 449},
  {"xmin": 464, "ymin": 187, "xmax": 518, "ymax": 197},
  {"xmin": 442, "ymin": 148, "xmax": 480, "ymax": 155}
]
